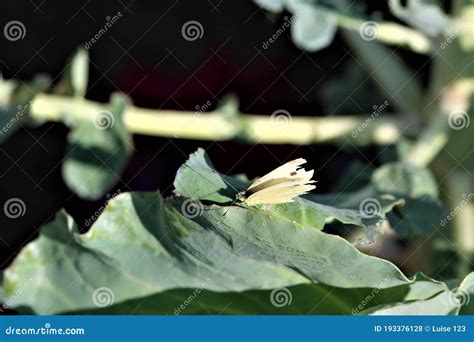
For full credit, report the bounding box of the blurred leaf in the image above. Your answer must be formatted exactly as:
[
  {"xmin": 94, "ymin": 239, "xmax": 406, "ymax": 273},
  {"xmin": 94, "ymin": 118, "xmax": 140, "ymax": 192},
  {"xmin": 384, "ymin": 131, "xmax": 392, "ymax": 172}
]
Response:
[
  {"xmin": 256, "ymin": 0, "xmax": 339, "ymax": 51},
  {"xmin": 389, "ymin": 0, "xmax": 449, "ymax": 37},
  {"xmin": 372, "ymin": 162, "xmax": 439, "ymax": 198},
  {"xmin": 342, "ymin": 30, "xmax": 423, "ymax": 113},
  {"xmin": 255, "ymin": 0, "xmax": 285, "ymax": 13},
  {"xmin": 437, "ymin": 106, "xmax": 474, "ymax": 174},
  {"xmin": 311, "ymin": 162, "xmax": 446, "ymax": 238},
  {"xmin": 62, "ymin": 93, "xmax": 132, "ymax": 199},
  {"xmin": 0, "ymin": 104, "xmax": 26, "ymax": 144},
  {"xmin": 0, "ymin": 75, "xmax": 17, "ymax": 103},
  {"xmin": 2, "ymin": 189, "xmax": 447, "ymax": 315},
  {"xmin": 288, "ymin": 2, "xmax": 338, "ymax": 51},
  {"xmin": 319, "ymin": 61, "xmax": 387, "ymax": 114},
  {"xmin": 54, "ymin": 49, "xmax": 89, "ymax": 98},
  {"xmin": 386, "ymin": 197, "xmax": 445, "ymax": 237},
  {"xmin": 70, "ymin": 49, "xmax": 89, "ymax": 99},
  {"xmin": 214, "ymin": 93, "xmax": 240, "ymax": 122},
  {"xmin": 394, "ymin": 137, "xmax": 414, "ymax": 160},
  {"xmin": 372, "ymin": 162, "xmax": 446, "ymax": 237},
  {"xmin": 0, "ymin": 76, "xmax": 49, "ymax": 143},
  {"xmin": 334, "ymin": 160, "xmax": 374, "ymax": 193}
]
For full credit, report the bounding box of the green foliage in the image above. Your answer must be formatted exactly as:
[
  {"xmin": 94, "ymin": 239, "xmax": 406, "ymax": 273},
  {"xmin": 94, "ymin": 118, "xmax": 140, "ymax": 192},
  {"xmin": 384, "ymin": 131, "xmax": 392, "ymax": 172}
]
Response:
[
  {"xmin": 256, "ymin": 0, "xmax": 339, "ymax": 52},
  {"xmin": 1, "ymin": 149, "xmax": 468, "ymax": 315},
  {"xmin": 288, "ymin": 2, "xmax": 338, "ymax": 51},
  {"xmin": 310, "ymin": 161, "xmax": 445, "ymax": 238},
  {"xmin": 342, "ymin": 32, "xmax": 423, "ymax": 113},
  {"xmin": 372, "ymin": 162, "xmax": 446, "ymax": 237},
  {"xmin": 0, "ymin": 76, "xmax": 49, "ymax": 143},
  {"xmin": 389, "ymin": 0, "xmax": 449, "ymax": 36},
  {"xmin": 59, "ymin": 48, "xmax": 89, "ymax": 98},
  {"xmin": 62, "ymin": 94, "xmax": 132, "ymax": 199},
  {"xmin": 0, "ymin": 0, "xmax": 472, "ymax": 318},
  {"xmin": 0, "ymin": 191, "xmax": 446, "ymax": 315}
]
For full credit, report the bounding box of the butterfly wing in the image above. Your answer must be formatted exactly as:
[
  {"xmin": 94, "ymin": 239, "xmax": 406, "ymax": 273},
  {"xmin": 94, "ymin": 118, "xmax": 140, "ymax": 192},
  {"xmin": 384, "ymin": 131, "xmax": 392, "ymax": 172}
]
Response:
[
  {"xmin": 244, "ymin": 182, "xmax": 316, "ymax": 205},
  {"xmin": 247, "ymin": 158, "xmax": 310, "ymax": 192},
  {"xmin": 241, "ymin": 158, "xmax": 316, "ymax": 206}
]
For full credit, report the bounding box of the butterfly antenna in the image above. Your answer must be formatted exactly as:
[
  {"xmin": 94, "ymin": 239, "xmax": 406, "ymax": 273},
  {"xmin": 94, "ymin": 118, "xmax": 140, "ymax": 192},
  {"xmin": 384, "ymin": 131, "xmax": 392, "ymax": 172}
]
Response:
[{"xmin": 223, "ymin": 198, "xmax": 238, "ymax": 216}]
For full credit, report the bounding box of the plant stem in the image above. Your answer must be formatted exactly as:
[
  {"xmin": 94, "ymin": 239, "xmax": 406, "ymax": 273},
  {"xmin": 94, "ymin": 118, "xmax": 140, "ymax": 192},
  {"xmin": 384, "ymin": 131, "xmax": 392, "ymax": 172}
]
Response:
[
  {"xmin": 27, "ymin": 93, "xmax": 409, "ymax": 145},
  {"xmin": 336, "ymin": 14, "xmax": 432, "ymax": 54}
]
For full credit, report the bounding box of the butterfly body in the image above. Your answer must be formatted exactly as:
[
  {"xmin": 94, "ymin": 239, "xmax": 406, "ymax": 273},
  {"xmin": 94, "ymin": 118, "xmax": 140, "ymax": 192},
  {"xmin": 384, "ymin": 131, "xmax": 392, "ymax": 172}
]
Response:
[{"xmin": 236, "ymin": 158, "xmax": 316, "ymax": 206}]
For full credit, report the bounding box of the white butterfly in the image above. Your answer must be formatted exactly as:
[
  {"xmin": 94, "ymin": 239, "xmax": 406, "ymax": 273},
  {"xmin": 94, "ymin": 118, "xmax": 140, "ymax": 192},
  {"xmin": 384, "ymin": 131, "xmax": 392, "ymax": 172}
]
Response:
[{"xmin": 236, "ymin": 158, "xmax": 316, "ymax": 206}]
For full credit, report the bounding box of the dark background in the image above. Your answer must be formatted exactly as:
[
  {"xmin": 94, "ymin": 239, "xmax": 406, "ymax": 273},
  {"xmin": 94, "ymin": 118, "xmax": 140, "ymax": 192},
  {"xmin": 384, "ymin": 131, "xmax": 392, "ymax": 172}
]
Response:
[{"xmin": 0, "ymin": 0, "xmax": 436, "ymax": 271}]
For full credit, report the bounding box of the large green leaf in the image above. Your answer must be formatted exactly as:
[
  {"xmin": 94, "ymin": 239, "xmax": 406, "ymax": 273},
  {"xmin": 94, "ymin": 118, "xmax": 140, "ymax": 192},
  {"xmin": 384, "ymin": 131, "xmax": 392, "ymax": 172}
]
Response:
[
  {"xmin": 2, "ymin": 189, "xmax": 447, "ymax": 315},
  {"xmin": 1, "ymin": 149, "xmax": 455, "ymax": 315},
  {"xmin": 62, "ymin": 93, "xmax": 132, "ymax": 199}
]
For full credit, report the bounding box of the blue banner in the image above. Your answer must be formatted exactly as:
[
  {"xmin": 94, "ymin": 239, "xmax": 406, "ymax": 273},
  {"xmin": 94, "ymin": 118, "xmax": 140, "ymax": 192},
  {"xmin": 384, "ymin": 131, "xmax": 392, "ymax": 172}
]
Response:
[{"xmin": 0, "ymin": 316, "xmax": 472, "ymax": 341}]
